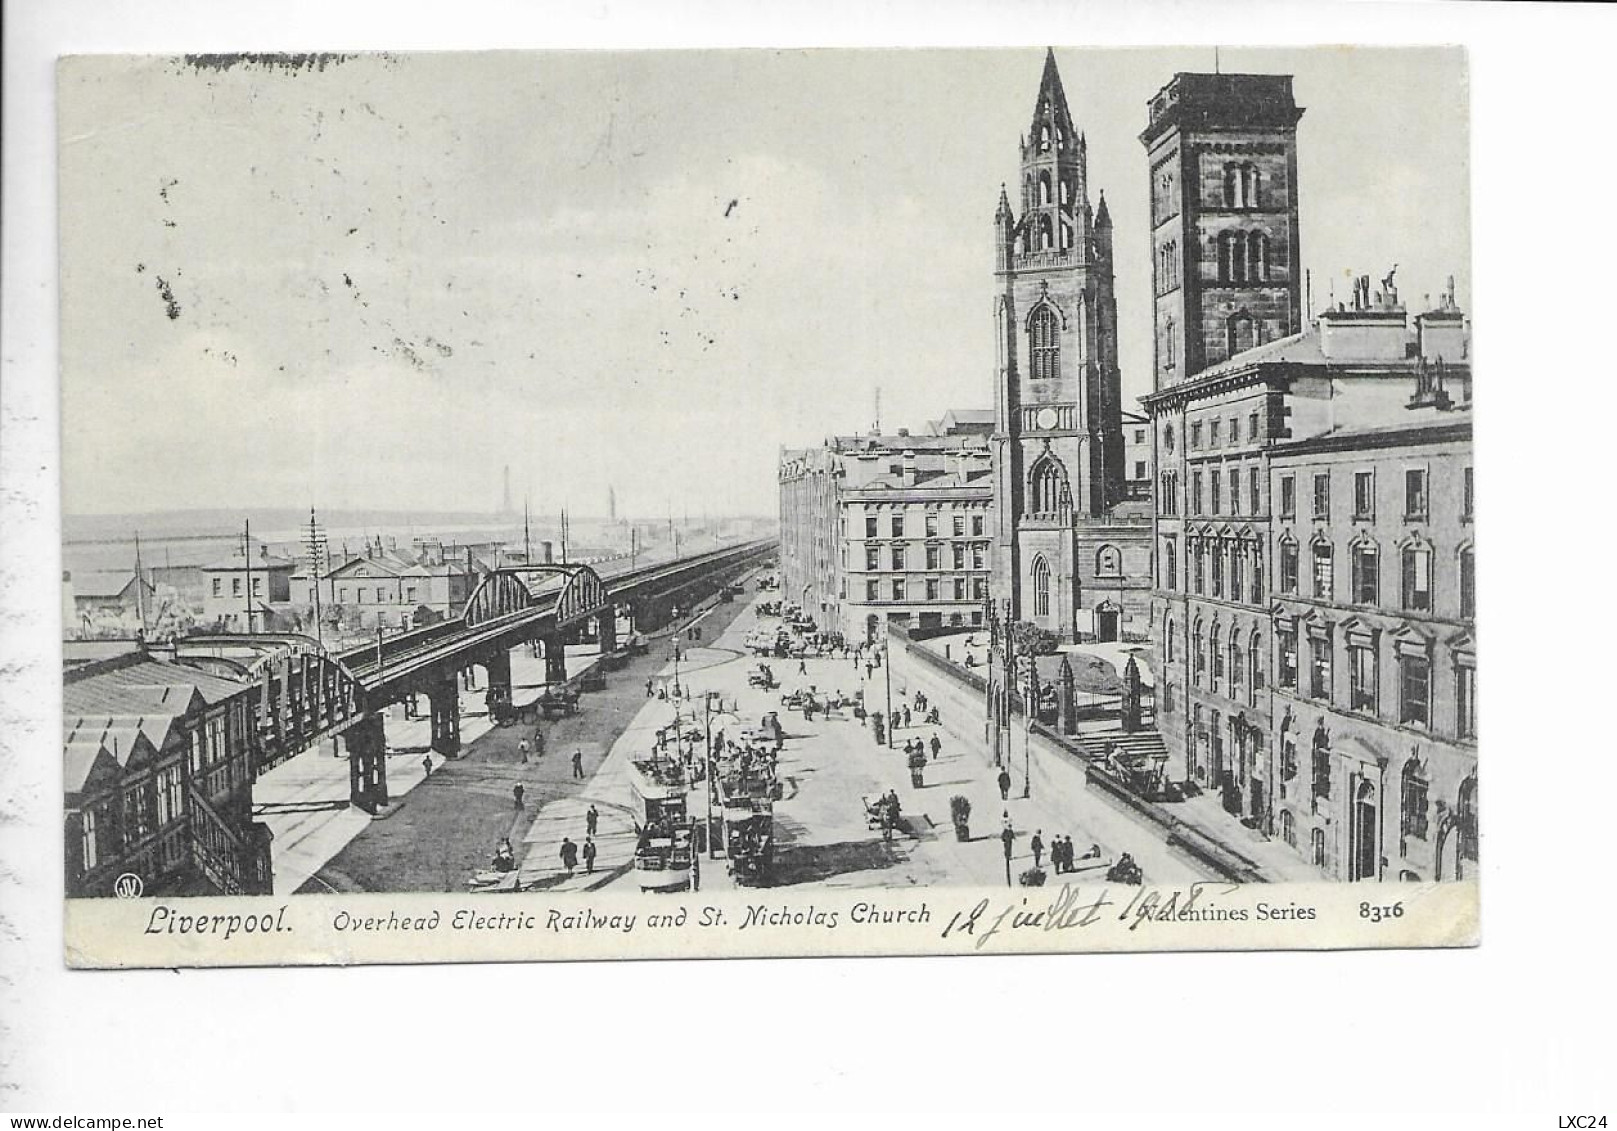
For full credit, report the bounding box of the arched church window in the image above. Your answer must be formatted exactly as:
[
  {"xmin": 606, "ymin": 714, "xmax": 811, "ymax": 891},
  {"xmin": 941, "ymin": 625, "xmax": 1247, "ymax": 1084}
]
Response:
[
  {"xmin": 1060, "ymin": 221, "xmax": 1072, "ymax": 251},
  {"xmin": 1038, "ymin": 216, "xmax": 1054, "ymax": 251},
  {"xmin": 1030, "ymin": 456, "xmax": 1066, "ymax": 515},
  {"xmin": 1029, "ymin": 306, "xmax": 1060, "ymax": 381},
  {"xmin": 1059, "ymin": 178, "xmax": 1070, "ymax": 206},
  {"xmin": 1096, "ymin": 545, "xmax": 1121, "ymax": 576},
  {"xmin": 1038, "ymin": 171, "xmax": 1052, "ymax": 206},
  {"xmin": 1032, "ymin": 555, "xmax": 1051, "ymax": 617}
]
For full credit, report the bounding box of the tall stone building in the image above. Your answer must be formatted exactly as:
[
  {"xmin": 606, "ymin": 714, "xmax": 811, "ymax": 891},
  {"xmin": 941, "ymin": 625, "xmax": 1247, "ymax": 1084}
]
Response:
[
  {"xmin": 779, "ymin": 417, "xmax": 994, "ymax": 645},
  {"xmin": 1139, "ymin": 70, "xmax": 1476, "ymax": 881},
  {"xmin": 991, "ymin": 50, "xmax": 1151, "ymax": 643},
  {"xmin": 1140, "ymin": 72, "xmax": 1306, "ymax": 387}
]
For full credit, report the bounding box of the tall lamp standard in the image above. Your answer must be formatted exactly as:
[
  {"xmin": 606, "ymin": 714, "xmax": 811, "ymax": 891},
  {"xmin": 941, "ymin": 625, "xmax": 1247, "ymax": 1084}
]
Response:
[{"xmin": 1022, "ymin": 657, "xmax": 1034, "ymax": 799}]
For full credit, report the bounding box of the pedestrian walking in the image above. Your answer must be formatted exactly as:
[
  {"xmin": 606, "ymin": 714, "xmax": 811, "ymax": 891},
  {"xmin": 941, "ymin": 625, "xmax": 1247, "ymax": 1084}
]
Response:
[
  {"xmin": 865, "ymin": 664, "xmax": 873, "ymax": 681},
  {"xmin": 902, "ymin": 706, "xmax": 912, "ymax": 729},
  {"xmin": 1060, "ymin": 835, "xmax": 1074, "ymax": 873},
  {"xmin": 518, "ymin": 738, "xmax": 530, "ymax": 763},
  {"xmin": 560, "ymin": 837, "xmax": 578, "ymax": 875},
  {"xmin": 997, "ymin": 768, "xmax": 1012, "ymax": 801},
  {"xmin": 582, "ymin": 837, "xmax": 597, "ymax": 874},
  {"xmin": 1002, "ymin": 809, "xmax": 1013, "ymax": 836},
  {"xmin": 586, "ymin": 804, "xmax": 599, "ymax": 837},
  {"xmin": 798, "ymin": 658, "xmax": 808, "ymax": 676},
  {"xmin": 572, "ymin": 749, "xmax": 585, "ymax": 779},
  {"xmin": 422, "ymin": 755, "xmax": 433, "ymax": 777},
  {"xmin": 646, "ymin": 678, "xmax": 654, "ymax": 698},
  {"xmin": 513, "ymin": 782, "xmax": 525, "ymax": 809},
  {"xmin": 929, "ymin": 734, "xmax": 941, "ymax": 760},
  {"xmin": 1031, "ymin": 830, "xmax": 1045, "ymax": 870}
]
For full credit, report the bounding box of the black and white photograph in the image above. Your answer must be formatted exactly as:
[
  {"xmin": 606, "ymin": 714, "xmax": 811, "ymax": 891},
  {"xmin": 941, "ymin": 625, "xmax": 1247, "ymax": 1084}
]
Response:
[
  {"xmin": 48, "ymin": 43, "xmax": 1482, "ymax": 965},
  {"xmin": 9, "ymin": 0, "xmax": 1617, "ymax": 1120}
]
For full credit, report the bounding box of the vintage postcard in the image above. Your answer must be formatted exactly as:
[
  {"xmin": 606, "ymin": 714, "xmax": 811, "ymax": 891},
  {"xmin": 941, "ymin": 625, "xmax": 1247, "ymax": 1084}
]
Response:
[{"xmin": 58, "ymin": 46, "xmax": 1476, "ymax": 967}]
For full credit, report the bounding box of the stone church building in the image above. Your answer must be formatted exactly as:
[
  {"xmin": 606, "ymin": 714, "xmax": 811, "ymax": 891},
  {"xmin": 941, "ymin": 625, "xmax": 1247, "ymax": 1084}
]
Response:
[{"xmin": 990, "ymin": 51, "xmax": 1152, "ymax": 642}]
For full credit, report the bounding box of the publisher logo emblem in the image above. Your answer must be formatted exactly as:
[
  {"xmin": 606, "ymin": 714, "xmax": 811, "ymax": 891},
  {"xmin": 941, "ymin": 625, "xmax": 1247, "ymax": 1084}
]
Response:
[{"xmin": 113, "ymin": 873, "xmax": 144, "ymax": 899}]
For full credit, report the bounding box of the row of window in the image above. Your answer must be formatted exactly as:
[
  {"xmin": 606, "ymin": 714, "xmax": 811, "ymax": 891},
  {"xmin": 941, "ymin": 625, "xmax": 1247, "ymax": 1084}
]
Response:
[
  {"xmin": 1160, "ymin": 463, "xmax": 1474, "ymax": 531},
  {"xmin": 1273, "ymin": 626, "xmax": 1476, "ymax": 739},
  {"xmin": 863, "ymin": 577, "xmax": 989, "ymax": 604},
  {"xmin": 1168, "ymin": 618, "xmax": 1266, "ymax": 709},
  {"xmin": 1164, "ymin": 621, "xmax": 1476, "ymax": 743},
  {"xmin": 863, "ymin": 513, "xmax": 988, "ymax": 539},
  {"xmin": 1152, "ymin": 161, "xmax": 1273, "ymax": 223},
  {"xmin": 1170, "ymin": 410, "xmax": 1262, "ymax": 454},
  {"xmin": 1216, "ymin": 230, "xmax": 1272, "ymax": 285},
  {"xmin": 1276, "ymin": 467, "xmax": 1470, "ymax": 524},
  {"xmin": 1182, "ymin": 464, "xmax": 1265, "ymax": 517},
  {"xmin": 1276, "ymin": 539, "xmax": 1475, "ymax": 619},
  {"xmin": 211, "ymin": 576, "xmax": 264, "ymax": 598},
  {"xmin": 1165, "ymin": 537, "xmax": 1266, "ymax": 605},
  {"xmin": 330, "ymin": 585, "xmax": 421, "ymax": 606},
  {"xmin": 863, "ymin": 544, "xmax": 989, "ymax": 572}
]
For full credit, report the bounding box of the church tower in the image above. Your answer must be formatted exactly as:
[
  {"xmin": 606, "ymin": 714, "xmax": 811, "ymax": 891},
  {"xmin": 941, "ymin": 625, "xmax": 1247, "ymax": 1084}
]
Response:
[{"xmin": 992, "ymin": 50, "xmax": 1126, "ymax": 637}]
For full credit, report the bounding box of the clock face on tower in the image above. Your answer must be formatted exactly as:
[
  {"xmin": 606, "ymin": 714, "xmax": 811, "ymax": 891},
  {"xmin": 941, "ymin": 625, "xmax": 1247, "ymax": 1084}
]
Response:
[{"xmin": 1035, "ymin": 407, "xmax": 1058, "ymax": 431}]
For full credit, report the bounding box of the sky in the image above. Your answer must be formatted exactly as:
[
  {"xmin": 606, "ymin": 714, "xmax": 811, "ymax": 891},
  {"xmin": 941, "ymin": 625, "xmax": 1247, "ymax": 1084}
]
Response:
[{"xmin": 58, "ymin": 46, "xmax": 1469, "ymax": 519}]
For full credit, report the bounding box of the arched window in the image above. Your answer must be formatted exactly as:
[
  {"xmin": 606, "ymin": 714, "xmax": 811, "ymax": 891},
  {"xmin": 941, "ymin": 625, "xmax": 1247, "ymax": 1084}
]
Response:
[
  {"xmin": 1038, "ymin": 215, "xmax": 1054, "ymax": 251},
  {"xmin": 1225, "ymin": 162, "xmax": 1261, "ymax": 208},
  {"xmin": 1401, "ymin": 759, "xmax": 1429, "ymax": 841},
  {"xmin": 1166, "ymin": 618, "xmax": 1177, "ymax": 662},
  {"xmin": 1060, "ymin": 220, "xmax": 1072, "ymax": 250},
  {"xmin": 1038, "ymin": 170, "xmax": 1052, "ymax": 205},
  {"xmin": 1229, "ymin": 632, "xmax": 1244, "ymax": 696},
  {"xmin": 1030, "ymin": 456, "xmax": 1067, "ymax": 516},
  {"xmin": 1457, "ymin": 775, "xmax": 1478, "ymax": 864},
  {"xmin": 1219, "ymin": 230, "xmax": 1250, "ymax": 283},
  {"xmin": 1032, "ymin": 555, "xmax": 1051, "ymax": 618},
  {"xmin": 1224, "ymin": 165, "xmax": 1244, "ymax": 209},
  {"xmin": 1311, "ymin": 827, "xmax": 1327, "ymax": 867},
  {"xmin": 1059, "ymin": 177, "xmax": 1070, "ymax": 205},
  {"xmin": 1096, "ymin": 545, "xmax": 1121, "ymax": 576},
  {"xmin": 1402, "ymin": 540, "xmax": 1433, "ymax": 612},
  {"xmin": 1192, "ymin": 619, "xmax": 1205, "ymax": 683},
  {"xmin": 1163, "ymin": 423, "xmax": 1175, "ymax": 454},
  {"xmin": 1228, "ymin": 310, "xmax": 1257, "ymax": 356},
  {"xmin": 1029, "ymin": 305, "xmax": 1060, "ymax": 381},
  {"xmin": 1248, "ymin": 231, "xmax": 1269, "ymax": 282},
  {"xmin": 1311, "ymin": 724, "xmax": 1332, "ymax": 805},
  {"xmin": 1280, "ymin": 809, "xmax": 1296, "ymax": 848},
  {"xmin": 1249, "ymin": 628, "xmax": 1263, "ymax": 695},
  {"xmin": 1211, "ymin": 621, "xmax": 1225, "ymax": 682}
]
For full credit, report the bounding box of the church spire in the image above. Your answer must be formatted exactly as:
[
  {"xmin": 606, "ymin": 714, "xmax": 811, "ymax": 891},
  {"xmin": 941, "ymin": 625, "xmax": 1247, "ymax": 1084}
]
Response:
[{"xmin": 1028, "ymin": 48, "xmax": 1075, "ymax": 156}]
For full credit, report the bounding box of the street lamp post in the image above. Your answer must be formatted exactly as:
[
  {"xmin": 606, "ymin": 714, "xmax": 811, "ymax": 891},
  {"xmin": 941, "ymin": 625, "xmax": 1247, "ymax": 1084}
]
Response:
[{"xmin": 884, "ymin": 634, "xmax": 894, "ymax": 749}]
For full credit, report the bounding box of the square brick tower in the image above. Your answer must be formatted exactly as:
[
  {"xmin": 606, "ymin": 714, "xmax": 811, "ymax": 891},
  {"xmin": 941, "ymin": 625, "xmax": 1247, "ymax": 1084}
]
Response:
[{"xmin": 1139, "ymin": 73, "xmax": 1305, "ymax": 390}]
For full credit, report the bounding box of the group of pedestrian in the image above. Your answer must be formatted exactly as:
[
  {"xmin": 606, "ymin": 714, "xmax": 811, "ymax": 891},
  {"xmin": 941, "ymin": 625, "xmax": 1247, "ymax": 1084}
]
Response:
[
  {"xmin": 559, "ymin": 805, "xmax": 602, "ymax": 876},
  {"xmin": 558, "ymin": 835, "xmax": 597, "ymax": 875},
  {"xmin": 901, "ymin": 735, "xmax": 943, "ymax": 761},
  {"xmin": 1046, "ymin": 834, "xmax": 1098, "ymax": 874}
]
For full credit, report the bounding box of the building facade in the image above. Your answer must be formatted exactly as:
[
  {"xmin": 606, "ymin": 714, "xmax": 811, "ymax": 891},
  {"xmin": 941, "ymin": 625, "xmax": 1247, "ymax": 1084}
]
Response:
[
  {"xmin": 200, "ymin": 547, "xmax": 296, "ymax": 630},
  {"xmin": 780, "ymin": 423, "xmax": 994, "ymax": 644},
  {"xmin": 64, "ymin": 653, "xmax": 272, "ymax": 897},
  {"xmin": 991, "ymin": 51, "xmax": 1152, "ymax": 642},
  {"xmin": 1140, "ymin": 70, "xmax": 1475, "ymax": 882},
  {"xmin": 1266, "ymin": 391, "xmax": 1474, "ymax": 882}
]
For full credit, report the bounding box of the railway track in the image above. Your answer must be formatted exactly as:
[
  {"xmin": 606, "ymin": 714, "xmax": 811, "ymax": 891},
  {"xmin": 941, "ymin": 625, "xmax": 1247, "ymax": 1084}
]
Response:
[{"xmin": 339, "ymin": 540, "xmax": 775, "ymax": 692}]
